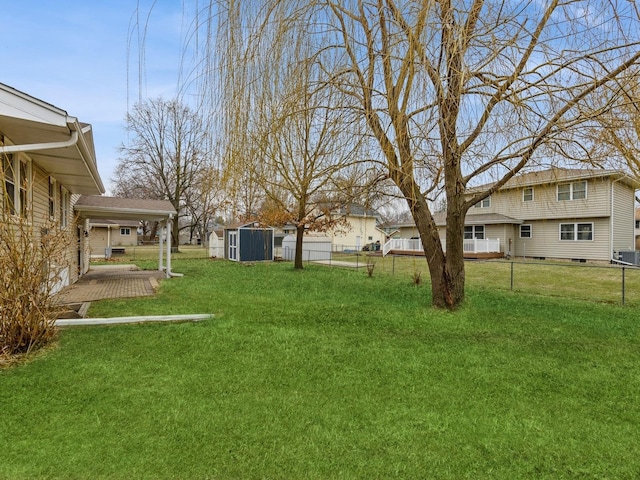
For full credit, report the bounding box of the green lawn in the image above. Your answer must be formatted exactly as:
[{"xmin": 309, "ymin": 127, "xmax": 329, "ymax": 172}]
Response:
[{"xmin": 1, "ymin": 258, "xmax": 639, "ymax": 479}]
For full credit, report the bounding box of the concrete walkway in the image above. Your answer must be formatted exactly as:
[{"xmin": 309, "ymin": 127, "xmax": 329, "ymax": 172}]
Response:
[{"xmin": 55, "ymin": 314, "xmax": 213, "ymax": 327}]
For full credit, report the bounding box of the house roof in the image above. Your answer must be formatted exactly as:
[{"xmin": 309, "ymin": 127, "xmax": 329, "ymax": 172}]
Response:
[
  {"xmin": 469, "ymin": 167, "xmax": 639, "ymax": 192},
  {"xmin": 0, "ymin": 83, "xmax": 105, "ymax": 195},
  {"xmin": 89, "ymin": 219, "xmax": 140, "ymax": 228},
  {"xmin": 331, "ymin": 203, "xmax": 382, "ymax": 219},
  {"xmin": 75, "ymin": 195, "xmax": 176, "ymax": 222},
  {"xmin": 388, "ymin": 212, "xmax": 521, "ymax": 229}
]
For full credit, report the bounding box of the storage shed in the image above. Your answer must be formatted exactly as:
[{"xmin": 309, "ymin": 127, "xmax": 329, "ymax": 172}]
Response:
[
  {"xmin": 282, "ymin": 234, "xmax": 332, "ymax": 262},
  {"xmin": 208, "ymin": 228, "xmax": 225, "ymax": 258},
  {"xmin": 224, "ymin": 222, "xmax": 274, "ymax": 262}
]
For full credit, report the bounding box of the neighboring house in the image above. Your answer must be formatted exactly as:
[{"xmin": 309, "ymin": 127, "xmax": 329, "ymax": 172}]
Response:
[
  {"xmin": 328, "ymin": 204, "xmax": 387, "ymax": 251},
  {"xmin": 388, "ymin": 168, "xmax": 638, "ymax": 262},
  {"xmin": 88, "ymin": 219, "xmax": 140, "ymax": 258},
  {"xmin": 0, "ymin": 83, "xmax": 105, "ymax": 287}
]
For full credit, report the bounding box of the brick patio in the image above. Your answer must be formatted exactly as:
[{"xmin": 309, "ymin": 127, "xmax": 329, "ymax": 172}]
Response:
[{"xmin": 56, "ymin": 265, "xmax": 166, "ymax": 304}]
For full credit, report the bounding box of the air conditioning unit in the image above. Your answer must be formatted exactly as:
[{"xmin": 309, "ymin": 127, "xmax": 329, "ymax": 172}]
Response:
[{"xmin": 616, "ymin": 250, "xmax": 640, "ymax": 265}]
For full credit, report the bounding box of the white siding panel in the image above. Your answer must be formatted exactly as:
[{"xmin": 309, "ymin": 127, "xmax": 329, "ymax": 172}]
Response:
[
  {"xmin": 612, "ymin": 181, "xmax": 635, "ymax": 251},
  {"xmin": 469, "ymin": 178, "xmax": 612, "ymax": 221},
  {"xmin": 514, "ymin": 217, "xmax": 610, "ymax": 261}
]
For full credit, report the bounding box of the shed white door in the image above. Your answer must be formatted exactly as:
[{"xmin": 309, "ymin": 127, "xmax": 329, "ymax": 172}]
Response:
[{"xmin": 228, "ymin": 231, "xmax": 238, "ymax": 261}]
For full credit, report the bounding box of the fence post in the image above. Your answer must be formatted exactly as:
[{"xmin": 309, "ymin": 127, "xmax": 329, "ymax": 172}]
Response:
[
  {"xmin": 622, "ymin": 266, "xmax": 626, "ymax": 306},
  {"xmin": 510, "ymin": 261, "xmax": 514, "ymax": 291}
]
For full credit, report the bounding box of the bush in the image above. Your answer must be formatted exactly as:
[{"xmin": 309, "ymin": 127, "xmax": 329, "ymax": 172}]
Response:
[{"xmin": 0, "ymin": 212, "xmax": 70, "ymax": 359}]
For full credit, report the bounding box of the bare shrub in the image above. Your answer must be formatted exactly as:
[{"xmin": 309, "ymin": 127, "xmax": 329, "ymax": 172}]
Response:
[
  {"xmin": 366, "ymin": 258, "xmax": 375, "ymax": 277},
  {"xmin": 0, "ymin": 210, "xmax": 71, "ymax": 359}
]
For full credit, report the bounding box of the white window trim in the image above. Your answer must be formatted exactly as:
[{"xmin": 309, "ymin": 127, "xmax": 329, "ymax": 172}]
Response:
[
  {"xmin": 559, "ymin": 222, "xmax": 593, "ymax": 241},
  {"xmin": 120, "ymin": 227, "xmax": 131, "ymax": 236},
  {"xmin": 464, "ymin": 225, "xmax": 485, "ymax": 239},
  {"xmin": 522, "ymin": 187, "xmax": 534, "ymax": 202},
  {"xmin": 49, "ymin": 177, "xmax": 57, "ymax": 220},
  {"xmin": 60, "ymin": 187, "xmax": 70, "ymax": 228},
  {"xmin": 557, "ymin": 181, "xmax": 587, "ymax": 201},
  {"xmin": 2, "ymin": 154, "xmax": 31, "ymax": 218},
  {"xmin": 473, "ymin": 196, "xmax": 491, "ymax": 208},
  {"xmin": 519, "ymin": 224, "xmax": 532, "ymax": 238}
]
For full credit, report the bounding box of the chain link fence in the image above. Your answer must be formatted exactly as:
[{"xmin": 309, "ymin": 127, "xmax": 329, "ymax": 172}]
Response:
[{"xmin": 290, "ymin": 247, "xmax": 640, "ymax": 307}]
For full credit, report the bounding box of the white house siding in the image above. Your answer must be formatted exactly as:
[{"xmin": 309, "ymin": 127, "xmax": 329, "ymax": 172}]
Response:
[
  {"xmin": 331, "ymin": 215, "xmax": 385, "ymax": 250},
  {"xmin": 611, "ymin": 180, "xmax": 636, "ymax": 252},
  {"xmin": 111, "ymin": 227, "xmax": 137, "ymax": 246},
  {"xmin": 513, "ymin": 217, "xmax": 611, "ymax": 261},
  {"xmin": 484, "ymin": 224, "xmax": 516, "ymax": 255},
  {"xmin": 90, "ymin": 229, "xmax": 109, "ymax": 257},
  {"xmin": 470, "ymin": 177, "xmax": 612, "ymax": 221},
  {"xmin": 30, "ymin": 162, "xmax": 79, "ymax": 284}
]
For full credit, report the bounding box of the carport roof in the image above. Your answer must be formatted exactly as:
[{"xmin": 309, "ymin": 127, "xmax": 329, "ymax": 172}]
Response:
[{"xmin": 75, "ymin": 195, "xmax": 176, "ymax": 222}]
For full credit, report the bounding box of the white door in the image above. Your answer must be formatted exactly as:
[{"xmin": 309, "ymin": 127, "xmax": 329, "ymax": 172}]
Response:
[{"xmin": 228, "ymin": 231, "xmax": 238, "ymax": 261}]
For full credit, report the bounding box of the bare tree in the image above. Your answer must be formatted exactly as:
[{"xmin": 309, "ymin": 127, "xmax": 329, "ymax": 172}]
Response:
[
  {"xmin": 215, "ymin": 1, "xmax": 364, "ymax": 269},
  {"xmin": 314, "ymin": 1, "xmax": 640, "ymax": 309},
  {"xmin": 183, "ymin": 162, "xmax": 228, "ymax": 245},
  {"xmin": 115, "ymin": 98, "xmax": 209, "ymax": 247},
  {"xmin": 193, "ymin": 0, "xmax": 639, "ymax": 308}
]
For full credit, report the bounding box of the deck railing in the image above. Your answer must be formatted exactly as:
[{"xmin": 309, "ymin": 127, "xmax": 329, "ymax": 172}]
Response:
[{"xmin": 382, "ymin": 237, "xmax": 501, "ymax": 256}]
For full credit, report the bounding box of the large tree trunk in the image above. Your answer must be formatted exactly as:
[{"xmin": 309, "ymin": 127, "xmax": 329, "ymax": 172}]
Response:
[
  {"xmin": 294, "ymin": 224, "xmax": 305, "ymax": 270},
  {"xmin": 400, "ymin": 176, "xmax": 465, "ymax": 310},
  {"xmin": 410, "ymin": 200, "xmax": 464, "ymax": 310}
]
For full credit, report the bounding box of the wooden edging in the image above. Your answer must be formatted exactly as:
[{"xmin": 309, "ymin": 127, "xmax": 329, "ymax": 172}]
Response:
[{"xmin": 55, "ymin": 314, "xmax": 213, "ymax": 327}]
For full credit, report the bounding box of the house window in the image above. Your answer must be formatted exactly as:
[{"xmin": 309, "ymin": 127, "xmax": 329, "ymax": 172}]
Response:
[
  {"xmin": 2, "ymin": 154, "xmax": 16, "ymax": 215},
  {"xmin": 557, "ymin": 181, "xmax": 587, "ymax": 201},
  {"xmin": 520, "ymin": 224, "xmax": 532, "ymax": 238},
  {"xmin": 523, "ymin": 187, "xmax": 533, "ymax": 202},
  {"xmin": 636, "ymin": 220, "xmax": 640, "ymax": 229},
  {"xmin": 560, "ymin": 222, "xmax": 593, "ymax": 241},
  {"xmin": 464, "ymin": 225, "xmax": 485, "ymax": 239},
  {"xmin": 121, "ymin": 228, "xmax": 131, "ymax": 236},
  {"xmin": 59, "ymin": 187, "xmax": 69, "ymax": 228},
  {"xmin": 2, "ymin": 154, "xmax": 30, "ymax": 217},
  {"xmin": 49, "ymin": 177, "xmax": 56, "ymax": 219},
  {"xmin": 473, "ymin": 196, "xmax": 491, "ymax": 208}
]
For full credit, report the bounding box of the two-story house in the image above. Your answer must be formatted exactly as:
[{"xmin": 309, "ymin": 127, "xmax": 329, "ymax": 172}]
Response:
[{"xmin": 387, "ymin": 168, "xmax": 638, "ymax": 262}]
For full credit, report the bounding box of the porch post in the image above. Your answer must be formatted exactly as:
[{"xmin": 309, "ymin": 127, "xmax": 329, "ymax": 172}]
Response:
[
  {"xmin": 158, "ymin": 222, "xmax": 164, "ymax": 272},
  {"xmin": 166, "ymin": 215, "xmax": 173, "ymax": 278}
]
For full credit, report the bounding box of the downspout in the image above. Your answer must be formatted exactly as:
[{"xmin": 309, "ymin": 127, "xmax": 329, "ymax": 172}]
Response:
[
  {"xmin": 165, "ymin": 214, "xmax": 183, "ymax": 278},
  {"xmin": 610, "ymin": 175, "xmax": 625, "ymax": 263}
]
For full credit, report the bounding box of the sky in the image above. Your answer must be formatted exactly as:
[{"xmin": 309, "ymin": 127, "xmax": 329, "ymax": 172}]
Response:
[{"xmin": 1, "ymin": 1, "xmax": 189, "ymax": 194}]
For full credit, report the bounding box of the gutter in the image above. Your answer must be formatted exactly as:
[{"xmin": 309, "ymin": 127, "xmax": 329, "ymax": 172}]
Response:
[
  {"xmin": 0, "ymin": 130, "xmax": 79, "ymax": 154},
  {"xmin": 0, "ymin": 119, "xmax": 105, "ymax": 195}
]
